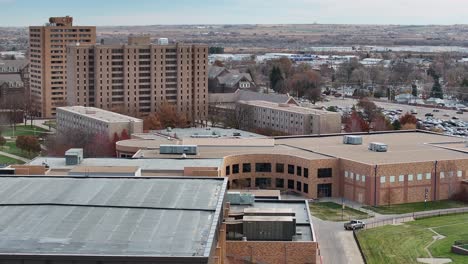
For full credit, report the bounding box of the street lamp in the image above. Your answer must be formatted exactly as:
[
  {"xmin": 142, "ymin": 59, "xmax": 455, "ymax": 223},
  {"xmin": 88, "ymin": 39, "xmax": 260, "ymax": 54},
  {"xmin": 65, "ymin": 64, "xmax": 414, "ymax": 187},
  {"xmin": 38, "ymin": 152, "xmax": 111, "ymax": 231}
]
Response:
[{"xmin": 342, "ymin": 197, "xmax": 345, "ymax": 221}]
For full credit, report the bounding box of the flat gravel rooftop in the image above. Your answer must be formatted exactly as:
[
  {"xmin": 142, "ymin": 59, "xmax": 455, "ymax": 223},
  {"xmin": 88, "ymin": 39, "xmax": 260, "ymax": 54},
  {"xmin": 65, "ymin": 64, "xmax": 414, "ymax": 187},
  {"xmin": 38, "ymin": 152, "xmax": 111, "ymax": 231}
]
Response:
[{"xmin": 0, "ymin": 177, "xmax": 226, "ymax": 257}]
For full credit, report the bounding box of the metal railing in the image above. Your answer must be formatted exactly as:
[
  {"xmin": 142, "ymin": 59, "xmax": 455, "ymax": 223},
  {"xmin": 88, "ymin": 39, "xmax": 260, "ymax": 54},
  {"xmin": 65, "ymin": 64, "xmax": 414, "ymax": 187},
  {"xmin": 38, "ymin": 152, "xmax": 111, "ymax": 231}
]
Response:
[{"xmin": 363, "ymin": 207, "xmax": 468, "ymax": 230}]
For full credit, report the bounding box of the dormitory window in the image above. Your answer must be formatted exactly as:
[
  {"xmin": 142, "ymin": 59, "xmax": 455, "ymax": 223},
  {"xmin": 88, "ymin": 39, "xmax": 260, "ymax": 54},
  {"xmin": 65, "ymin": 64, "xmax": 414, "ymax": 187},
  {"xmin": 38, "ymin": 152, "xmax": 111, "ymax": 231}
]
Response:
[
  {"xmin": 288, "ymin": 165, "xmax": 294, "ymax": 174},
  {"xmin": 242, "ymin": 163, "xmax": 251, "ymax": 173},
  {"xmin": 297, "ymin": 166, "xmax": 302, "ymax": 176},
  {"xmin": 276, "ymin": 163, "xmax": 284, "ymax": 173},
  {"xmin": 296, "ymin": 182, "xmax": 302, "ymax": 192},
  {"xmin": 226, "ymin": 166, "xmax": 230, "ymax": 176},
  {"xmin": 304, "ymin": 168, "xmax": 309, "ymax": 178},
  {"xmin": 318, "ymin": 168, "xmax": 332, "ymax": 178},
  {"xmin": 255, "ymin": 163, "xmax": 271, "ymax": 172},
  {"xmin": 232, "ymin": 164, "xmax": 239, "ymax": 174},
  {"xmin": 304, "ymin": 184, "xmax": 309, "ymax": 193},
  {"xmin": 288, "ymin": 179, "xmax": 294, "ymax": 189},
  {"xmin": 276, "ymin": 178, "xmax": 284, "ymax": 188}
]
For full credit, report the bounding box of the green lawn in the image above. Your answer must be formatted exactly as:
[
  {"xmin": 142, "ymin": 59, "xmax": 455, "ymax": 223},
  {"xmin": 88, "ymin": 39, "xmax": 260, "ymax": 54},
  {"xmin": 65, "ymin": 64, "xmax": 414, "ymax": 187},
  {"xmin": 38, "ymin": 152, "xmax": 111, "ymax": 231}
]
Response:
[
  {"xmin": 0, "ymin": 154, "xmax": 24, "ymax": 165},
  {"xmin": 1, "ymin": 125, "xmax": 49, "ymax": 137},
  {"xmin": 1, "ymin": 141, "xmax": 38, "ymax": 159},
  {"xmin": 357, "ymin": 213, "xmax": 468, "ymax": 264},
  {"xmin": 309, "ymin": 202, "xmax": 369, "ymax": 221},
  {"xmin": 363, "ymin": 200, "xmax": 467, "ymax": 214}
]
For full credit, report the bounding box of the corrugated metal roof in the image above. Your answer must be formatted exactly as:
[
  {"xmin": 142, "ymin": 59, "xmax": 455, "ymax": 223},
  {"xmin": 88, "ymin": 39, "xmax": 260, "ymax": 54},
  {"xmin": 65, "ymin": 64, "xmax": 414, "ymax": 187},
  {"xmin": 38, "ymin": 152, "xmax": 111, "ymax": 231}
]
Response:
[{"xmin": 0, "ymin": 177, "xmax": 226, "ymax": 257}]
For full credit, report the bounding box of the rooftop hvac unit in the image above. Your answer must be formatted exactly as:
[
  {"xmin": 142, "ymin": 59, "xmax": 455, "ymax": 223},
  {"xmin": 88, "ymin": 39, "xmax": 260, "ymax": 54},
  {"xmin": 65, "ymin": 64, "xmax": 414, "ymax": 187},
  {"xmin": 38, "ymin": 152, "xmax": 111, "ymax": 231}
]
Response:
[
  {"xmin": 158, "ymin": 38, "xmax": 169, "ymax": 45},
  {"xmin": 243, "ymin": 208, "xmax": 295, "ymax": 217},
  {"xmin": 243, "ymin": 216, "xmax": 296, "ymax": 241},
  {"xmin": 227, "ymin": 192, "xmax": 254, "ymax": 205},
  {"xmin": 343, "ymin": 135, "xmax": 363, "ymax": 145},
  {"xmin": 65, "ymin": 148, "xmax": 84, "ymax": 165},
  {"xmin": 368, "ymin": 142, "xmax": 388, "ymax": 152},
  {"xmin": 159, "ymin": 145, "xmax": 198, "ymax": 155}
]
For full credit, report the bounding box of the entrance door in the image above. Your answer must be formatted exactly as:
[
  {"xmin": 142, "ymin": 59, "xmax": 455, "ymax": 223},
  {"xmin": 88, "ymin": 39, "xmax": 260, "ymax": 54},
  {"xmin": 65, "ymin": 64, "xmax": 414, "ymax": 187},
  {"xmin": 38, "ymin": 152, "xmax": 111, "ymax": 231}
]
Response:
[{"xmin": 317, "ymin": 183, "xmax": 332, "ymax": 198}]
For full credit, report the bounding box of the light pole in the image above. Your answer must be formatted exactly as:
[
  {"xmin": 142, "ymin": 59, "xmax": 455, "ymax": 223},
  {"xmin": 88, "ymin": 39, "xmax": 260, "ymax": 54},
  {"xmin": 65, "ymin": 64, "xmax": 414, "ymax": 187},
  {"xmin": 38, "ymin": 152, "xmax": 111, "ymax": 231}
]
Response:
[{"xmin": 342, "ymin": 197, "xmax": 345, "ymax": 221}]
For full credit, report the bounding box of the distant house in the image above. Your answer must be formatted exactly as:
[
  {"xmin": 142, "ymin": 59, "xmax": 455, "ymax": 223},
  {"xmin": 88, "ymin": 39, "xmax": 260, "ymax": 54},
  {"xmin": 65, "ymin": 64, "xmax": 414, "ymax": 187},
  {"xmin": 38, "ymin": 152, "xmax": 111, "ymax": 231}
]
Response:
[
  {"xmin": 395, "ymin": 93, "xmax": 419, "ymax": 104},
  {"xmin": 208, "ymin": 66, "xmax": 256, "ymax": 93},
  {"xmin": 0, "ymin": 59, "xmax": 28, "ymax": 107},
  {"xmin": 0, "ymin": 74, "xmax": 25, "ymax": 106},
  {"xmin": 425, "ymin": 97, "xmax": 445, "ymax": 106},
  {"xmin": 209, "ymin": 89, "xmax": 299, "ymax": 106}
]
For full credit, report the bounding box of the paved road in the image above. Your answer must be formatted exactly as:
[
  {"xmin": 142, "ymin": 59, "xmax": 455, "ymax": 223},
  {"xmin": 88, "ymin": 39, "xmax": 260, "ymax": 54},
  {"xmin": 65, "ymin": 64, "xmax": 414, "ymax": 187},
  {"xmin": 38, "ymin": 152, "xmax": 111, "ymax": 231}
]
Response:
[
  {"xmin": 0, "ymin": 150, "xmax": 30, "ymax": 163},
  {"xmin": 310, "ymin": 197, "xmax": 468, "ymax": 264},
  {"xmin": 318, "ymin": 97, "xmax": 468, "ymax": 123},
  {"xmin": 312, "ymin": 215, "xmax": 364, "ymax": 264}
]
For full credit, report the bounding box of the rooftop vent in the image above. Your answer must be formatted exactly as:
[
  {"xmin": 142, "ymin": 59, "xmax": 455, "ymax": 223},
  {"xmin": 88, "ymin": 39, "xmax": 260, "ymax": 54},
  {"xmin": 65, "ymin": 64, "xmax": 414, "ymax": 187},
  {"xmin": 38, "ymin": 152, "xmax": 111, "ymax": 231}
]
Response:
[
  {"xmin": 343, "ymin": 135, "xmax": 363, "ymax": 145},
  {"xmin": 159, "ymin": 145, "xmax": 198, "ymax": 155},
  {"xmin": 368, "ymin": 142, "xmax": 388, "ymax": 152}
]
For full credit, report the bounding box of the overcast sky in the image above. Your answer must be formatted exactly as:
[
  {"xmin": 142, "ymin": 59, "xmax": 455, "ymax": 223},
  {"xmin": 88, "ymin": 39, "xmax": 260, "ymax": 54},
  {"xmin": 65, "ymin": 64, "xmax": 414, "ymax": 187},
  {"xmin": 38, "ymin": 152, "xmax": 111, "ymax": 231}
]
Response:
[{"xmin": 1, "ymin": 0, "xmax": 468, "ymax": 26}]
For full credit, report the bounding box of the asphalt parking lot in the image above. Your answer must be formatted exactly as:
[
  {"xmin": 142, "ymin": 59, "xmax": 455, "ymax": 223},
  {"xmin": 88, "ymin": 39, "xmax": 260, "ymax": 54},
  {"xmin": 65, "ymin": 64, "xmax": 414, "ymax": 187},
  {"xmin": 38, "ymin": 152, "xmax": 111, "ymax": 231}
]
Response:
[{"xmin": 318, "ymin": 97, "xmax": 468, "ymax": 123}]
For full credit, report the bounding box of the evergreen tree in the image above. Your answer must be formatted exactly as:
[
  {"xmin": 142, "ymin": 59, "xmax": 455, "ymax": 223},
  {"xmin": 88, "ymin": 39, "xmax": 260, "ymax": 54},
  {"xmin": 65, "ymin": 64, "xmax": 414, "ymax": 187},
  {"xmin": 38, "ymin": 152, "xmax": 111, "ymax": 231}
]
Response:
[
  {"xmin": 269, "ymin": 66, "xmax": 283, "ymax": 92},
  {"xmin": 411, "ymin": 84, "xmax": 418, "ymax": 97},
  {"xmin": 431, "ymin": 78, "xmax": 443, "ymax": 99},
  {"xmin": 392, "ymin": 119, "xmax": 402, "ymax": 130}
]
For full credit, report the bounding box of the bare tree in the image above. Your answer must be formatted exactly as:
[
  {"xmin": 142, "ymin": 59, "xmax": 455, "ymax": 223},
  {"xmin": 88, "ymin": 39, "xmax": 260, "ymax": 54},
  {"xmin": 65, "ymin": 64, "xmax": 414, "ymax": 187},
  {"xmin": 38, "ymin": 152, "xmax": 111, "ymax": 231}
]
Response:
[
  {"xmin": 351, "ymin": 68, "xmax": 369, "ymax": 88},
  {"xmin": 336, "ymin": 58, "xmax": 362, "ymax": 86},
  {"xmin": 225, "ymin": 103, "xmax": 254, "ymax": 130}
]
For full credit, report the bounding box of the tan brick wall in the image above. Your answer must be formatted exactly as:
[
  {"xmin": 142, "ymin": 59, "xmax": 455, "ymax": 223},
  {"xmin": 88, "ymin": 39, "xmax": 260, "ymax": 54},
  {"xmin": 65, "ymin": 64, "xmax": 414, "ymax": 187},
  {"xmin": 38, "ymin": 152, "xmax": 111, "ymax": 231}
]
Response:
[
  {"xmin": 66, "ymin": 42, "xmax": 208, "ymax": 122},
  {"xmin": 338, "ymin": 159, "xmax": 374, "ymax": 204},
  {"xmin": 221, "ymin": 155, "xmax": 468, "ymax": 205},
  {"xmin": 184, "ymin": 167, "xmax": 220, "ymax": 177},
  {"xmin": 221, "ymin": 154, "xmax": 339, "ymax": 199},
  {"xmin": 226, "ymin": 241, "xmax": 318, "ymax": 264},
  {"xmin": 29, "ymin": 18, "xmax": 96, "ymax": 117},
  {"xmin": 10, "ymin": 165, "xmax": 46, "ymax": 175}
]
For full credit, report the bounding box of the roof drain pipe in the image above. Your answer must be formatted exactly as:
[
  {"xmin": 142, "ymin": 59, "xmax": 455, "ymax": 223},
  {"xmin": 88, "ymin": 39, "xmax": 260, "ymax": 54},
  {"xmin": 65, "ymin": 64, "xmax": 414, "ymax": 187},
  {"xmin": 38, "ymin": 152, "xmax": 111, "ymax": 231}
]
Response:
[
  {"xmin": 434, "ymin": 160, "xmax": 438, "ymax": 201},
  {"xmin": 374, "ymin": 164, "xmax": 378, "ymax": 206}
]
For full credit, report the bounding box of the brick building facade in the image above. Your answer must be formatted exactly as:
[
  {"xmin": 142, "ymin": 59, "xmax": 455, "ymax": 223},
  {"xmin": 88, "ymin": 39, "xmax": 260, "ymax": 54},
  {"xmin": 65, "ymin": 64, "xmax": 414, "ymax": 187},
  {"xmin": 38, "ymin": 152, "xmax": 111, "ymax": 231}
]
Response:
[
  {"xmin": 29, "ymin": 16, "xmax": 96, "ymax": 117},
  {"xmin": 66, "ymin": 36, "xmax": 208, "ymax": 123}
]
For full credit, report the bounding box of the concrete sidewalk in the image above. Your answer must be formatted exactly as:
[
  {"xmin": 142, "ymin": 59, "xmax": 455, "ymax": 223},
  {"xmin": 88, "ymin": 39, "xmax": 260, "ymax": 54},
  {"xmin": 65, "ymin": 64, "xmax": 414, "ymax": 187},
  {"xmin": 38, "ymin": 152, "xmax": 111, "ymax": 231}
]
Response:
[
  {"xmin": 31, "ymin": 119, "xmax": 56, "ymax": 133},
  {"xmin": 317, "ymin": 197, "xmax": 380, "ymax": 217},
  {"xmin": 0, "ymin": 150, "xmax": 30, "ymax": 163}
]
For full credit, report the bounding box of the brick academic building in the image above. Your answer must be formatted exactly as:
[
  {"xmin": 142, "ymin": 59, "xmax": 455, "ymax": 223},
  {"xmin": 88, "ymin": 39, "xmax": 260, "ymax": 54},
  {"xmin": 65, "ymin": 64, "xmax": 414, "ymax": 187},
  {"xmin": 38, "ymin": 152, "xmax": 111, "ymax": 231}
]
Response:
[{"xmin": 110, "ymin": 130, "xmax": 468, "ymax": 206}]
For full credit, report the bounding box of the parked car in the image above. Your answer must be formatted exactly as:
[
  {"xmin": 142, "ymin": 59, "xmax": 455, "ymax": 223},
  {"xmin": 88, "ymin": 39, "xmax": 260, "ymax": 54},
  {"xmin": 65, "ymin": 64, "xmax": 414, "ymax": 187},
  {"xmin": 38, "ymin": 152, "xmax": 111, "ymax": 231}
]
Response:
[
  {"xmin": 433, "ymin": 109, "xmax": 440, "ymax": 112},
  {"xmin": 456, "ymin": 111, "xmax": 464, "ymax": 114},
  {"xmin": 452, "ymin": 116, "xmax": 460, "ymax": 120},
  {"xmin": 344, "ymin": 220, "xmax": 366, "ymax": 230},
  {"xmin": 411, "ymin": 109, "xmax": 418, "ymax": 114},
  {"xmin": 425, "ymin": 113, "xmax": 434, "ymax": 117},
  {"xmin": 443, "ymin": 114, "xmax": 450, "ymax": 117}
]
